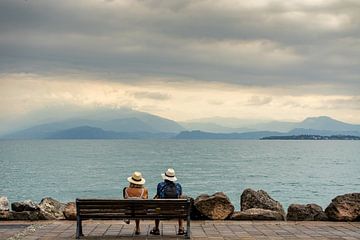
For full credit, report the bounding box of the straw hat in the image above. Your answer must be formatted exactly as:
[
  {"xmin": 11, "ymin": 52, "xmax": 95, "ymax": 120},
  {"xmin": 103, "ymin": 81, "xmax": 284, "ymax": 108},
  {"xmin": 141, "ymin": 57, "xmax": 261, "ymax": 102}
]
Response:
[
  {"xmin": 127, "ymin": 171, "xmax": 146, "ymax": 185},
  {"xmin": 161, "ymin": 168, "xmax": 177, "ymax": 182}
]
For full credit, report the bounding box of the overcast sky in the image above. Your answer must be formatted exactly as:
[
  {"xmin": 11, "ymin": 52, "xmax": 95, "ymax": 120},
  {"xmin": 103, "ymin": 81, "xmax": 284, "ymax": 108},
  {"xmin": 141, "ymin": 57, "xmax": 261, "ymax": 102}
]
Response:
[{"xmin": 0, "ymin": 0, "xmax": 359, "ymax": 129}]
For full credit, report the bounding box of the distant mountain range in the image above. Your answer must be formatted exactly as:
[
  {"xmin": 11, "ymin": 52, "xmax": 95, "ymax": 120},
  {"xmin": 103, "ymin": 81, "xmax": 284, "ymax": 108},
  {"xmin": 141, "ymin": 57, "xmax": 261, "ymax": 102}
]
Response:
[
  {"xmin": 49, "ymin": 126, "xmax": 175, "ymax": 139},
  {"xmin": 174, "ymin": 130, "xmax": 287, "ymax": 140},
  {"xmin": 181, "ymin": 116, "xmax": 360, "ymax": 133},
  {"xmin": 2, "ymin": 108, "xmax": 184, "ymax": 139},
  {"xmin": 2, "ymin": 110, "xmax": 360, "ymax": 139}
]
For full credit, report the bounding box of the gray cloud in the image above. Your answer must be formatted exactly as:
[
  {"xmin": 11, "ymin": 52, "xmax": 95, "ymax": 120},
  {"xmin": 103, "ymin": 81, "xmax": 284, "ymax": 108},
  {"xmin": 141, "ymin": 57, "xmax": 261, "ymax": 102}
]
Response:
[
  {"xmin": 324, "ymin": 97, "xmax": 360, "ymax": 110},
  {"xmin": 0, "ymin": 0, "xmax": 359, "ymax": 93},
  {"xmin": 131, "ymin": 91, "xmax": 171, "ymax": 100},
  {"xmin": 246, "ymin": 96, "xmax": 273, "ymax": 106}
]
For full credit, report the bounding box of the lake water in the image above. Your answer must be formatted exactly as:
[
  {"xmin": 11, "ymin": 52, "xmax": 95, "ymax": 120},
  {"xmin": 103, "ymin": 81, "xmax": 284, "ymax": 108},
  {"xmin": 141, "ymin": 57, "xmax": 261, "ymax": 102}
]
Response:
[{"xmin": 1, "ymin": 140, "xmax": 359, "ymax": 210}]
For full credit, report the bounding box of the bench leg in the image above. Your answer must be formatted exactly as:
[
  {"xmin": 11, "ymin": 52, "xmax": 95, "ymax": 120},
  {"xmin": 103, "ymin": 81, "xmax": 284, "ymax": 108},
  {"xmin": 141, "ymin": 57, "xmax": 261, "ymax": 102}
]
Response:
[
  {"xmin": 185, "ymin": 215, "xmax": 191, "ymax": 239},
  {"xmin": 76, "ymin": 216, "xmax": 84, "ymax": 239}
]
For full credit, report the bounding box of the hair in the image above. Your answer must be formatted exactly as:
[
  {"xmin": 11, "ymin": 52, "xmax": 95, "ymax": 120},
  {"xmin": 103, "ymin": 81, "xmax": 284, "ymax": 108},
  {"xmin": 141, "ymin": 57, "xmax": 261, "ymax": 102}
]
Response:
[{"xmin": 129, "ymin": 183, "xmax": 143, "ymax": 188}]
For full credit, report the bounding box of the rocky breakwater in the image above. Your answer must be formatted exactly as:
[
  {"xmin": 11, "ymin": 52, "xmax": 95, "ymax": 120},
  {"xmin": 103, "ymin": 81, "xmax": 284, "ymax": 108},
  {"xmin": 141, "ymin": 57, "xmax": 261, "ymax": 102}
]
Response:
[
  {"xmin": 325, "ymin": 193, "xmax": 360, "ymax": 221},
  {"xmin": 287, "ymin": 204, "xmax": 328, "ymax": 221},
  {"xmin": 194, "ymin": 192, "xmax": 234, "ymax": 220},
  {"xmin": 231, "ymin": 189, "xmax": 286, "ymax": 220},
  {"xmin": 0, "ymin": 196, "xmax": 75, "ymax": 221}
]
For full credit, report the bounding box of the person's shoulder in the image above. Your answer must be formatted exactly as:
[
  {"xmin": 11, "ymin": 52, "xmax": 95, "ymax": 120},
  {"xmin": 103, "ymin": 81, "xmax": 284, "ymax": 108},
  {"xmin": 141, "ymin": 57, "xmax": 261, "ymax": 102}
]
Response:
[
  {"xmin": 175, "ymin": 182, "xmax": 182, "ymax": 187},
  {"xmin": 158, "ymin": 181, "xmax": 166, "ymax": 187}
]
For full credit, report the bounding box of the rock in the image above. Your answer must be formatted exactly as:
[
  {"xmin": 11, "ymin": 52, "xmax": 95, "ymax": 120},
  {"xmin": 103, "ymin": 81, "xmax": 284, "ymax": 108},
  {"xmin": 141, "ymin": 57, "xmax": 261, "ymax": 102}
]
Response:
[
  {"xmin": 325, "ymin": 193, "xmax": 360, "ymax": 221},
  {"xmin": 7, "ymin": 211, "xmax": 45, "ymax": 221},
  {"xmin": 241, "ymin": 188, "xmax": 285, "ymax": 218},
  {"xmin": 38, "ymin": 197, "xmax": 66, "ymax": 220},
  {"xmin": 0, "ymin": 196, "xmax": 9, "ymax": 211},
  {"xmin": 287, "ymin": 204, "xmax": 328, "ymax": 221},
  {"xmin": 231, "ymin": 208, "xmax": 285, "ymax": 220},
  {"xmin": 63, "ymin": 202, "xmax": 76, "ymax": 220},
  {"xmin": 11, "ymin": 200, "xmax": 39, "ymax": 212},
  {"xmin": 188, "ymin": 197, "xmax": 209, "ymax": 220},
  {"xmin": 0, "ymin": 211, "xmax": 11, "ymax": 220},
  {"xmin": 194, "ymin": 192, "xmax": 234, "ymax": 220}
]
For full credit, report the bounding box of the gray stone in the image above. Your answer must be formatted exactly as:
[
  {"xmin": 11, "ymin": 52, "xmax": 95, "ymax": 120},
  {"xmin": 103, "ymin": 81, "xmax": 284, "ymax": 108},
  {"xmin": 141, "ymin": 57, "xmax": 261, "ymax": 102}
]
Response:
[
  {"xmin": 0, "ymin": 196, "xmax": 9, "ymax": 211},
  {"xmin": 194, "ymin": 192, "xmax": 234, "ymax": 220},
  {"xmin": 38, "ymin": 197, "xmax": 66, "ymax": 220},
  {"xmin": 287, "ymin": 203, "xmax": 328, "ymax": 221},
  {"xmin": 63, "ymin": 202, "xmax": 76, "ymax": 220},
  {"xmin": 231, "ymin": 208, "xmax": 285, "ymax": 220},
  {"xmin": 325, "ymin": 193, "xmax": 360, "ymax": 221},
  {"xmin": 241, "ymin": 188, "xmax": 285, "ymax": 218},
  {"xmin": 0, "ymin": 210, "xmax": 11, "ymax": 220},
  {"xmin": 11, "ymin": 200, "xmax": 39, "ymax": 212}
]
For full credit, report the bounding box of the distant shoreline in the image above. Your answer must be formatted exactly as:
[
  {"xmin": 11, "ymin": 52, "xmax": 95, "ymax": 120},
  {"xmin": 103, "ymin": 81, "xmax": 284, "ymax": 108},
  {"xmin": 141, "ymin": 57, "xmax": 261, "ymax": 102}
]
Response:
[{"xmin": 260, "ymin": 135, "xmax": 360, "ymax": 140}]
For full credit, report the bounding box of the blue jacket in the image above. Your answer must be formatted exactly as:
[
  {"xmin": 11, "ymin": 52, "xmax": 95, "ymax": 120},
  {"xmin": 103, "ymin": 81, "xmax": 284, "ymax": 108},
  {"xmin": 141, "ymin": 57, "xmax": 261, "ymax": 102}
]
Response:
[{"xmin": 156, "ymin": 180, "xmax": 182, "ymax": 198}]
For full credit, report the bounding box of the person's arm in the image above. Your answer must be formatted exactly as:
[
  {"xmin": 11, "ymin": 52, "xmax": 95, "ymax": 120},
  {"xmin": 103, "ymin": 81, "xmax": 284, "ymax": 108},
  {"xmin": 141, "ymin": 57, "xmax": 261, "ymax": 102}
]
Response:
[
  {"xmin": 123, "ymin": 187, "xmax": 127, "ymax": 199},
  {"xmin": 177, "ymin": 183, "xmax": 182, "ymax": 197},
  {"xmin": 143, "ymin": 188, "xmax": 149, "ymax": 199},
  {"xmin": 154, "ymin": 183, "xmax": 161, "ymax": 199}
]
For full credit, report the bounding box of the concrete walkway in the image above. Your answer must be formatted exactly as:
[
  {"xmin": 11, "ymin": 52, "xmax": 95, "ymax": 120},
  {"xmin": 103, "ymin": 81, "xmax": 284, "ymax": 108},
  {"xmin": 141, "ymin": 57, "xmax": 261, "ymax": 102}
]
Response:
[{"xmin": 1, "ymin": 220, "xmax": 360, "ymax": 240}]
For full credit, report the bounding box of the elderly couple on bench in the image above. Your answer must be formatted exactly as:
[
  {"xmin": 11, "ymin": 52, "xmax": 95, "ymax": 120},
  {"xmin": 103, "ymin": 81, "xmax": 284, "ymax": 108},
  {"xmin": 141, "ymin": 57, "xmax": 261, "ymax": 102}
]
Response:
[{"xmin": 123, "ymin": 168, "xmax": 184, "ymax": 235}]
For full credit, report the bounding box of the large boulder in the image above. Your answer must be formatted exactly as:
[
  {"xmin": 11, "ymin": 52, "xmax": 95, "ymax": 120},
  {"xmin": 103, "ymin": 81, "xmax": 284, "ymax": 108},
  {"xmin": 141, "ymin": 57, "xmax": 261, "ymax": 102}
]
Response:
[
  {"xmin": 241, "ymin": 189, "xmax": 285, "ymax": 218},
  {"xmin": 11, "ymin": 200, "xmax": 39, "ymax": 212},
  {"xmin": 0, "ymin": 196, "xmax": 9, "ymax": 211},
  {"xmin": 188, "ymin": 197, "xmax": 209, "ymax": 220},
  {"xmin": 63, "ymin": 202, "xmax": 76, "ymax": 220},
  {"xmin": 38, "ymin": 197, "xmax": 66, "ymax": 220},
  {"xmin": 194, "ymin": 192, "xmax": 234, "ymax": 220},
  {"xmin": 325, "ymin": 193, "xmax": 360, "ymax": 221},
  {"xmin": 287, "ymin": 204, "xmax": 328, "ymax": 221},
  {"xmin": 231, "ymin": 208, "xmax": 284, "ymax": 220}
]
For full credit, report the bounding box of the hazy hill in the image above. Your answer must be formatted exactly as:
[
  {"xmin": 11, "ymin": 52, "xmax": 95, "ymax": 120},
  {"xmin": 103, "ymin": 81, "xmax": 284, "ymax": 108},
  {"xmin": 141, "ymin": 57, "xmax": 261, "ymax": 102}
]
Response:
[
  {"xmin": 180, "ymin": 122, "xmax": 253, "ymax": 133},
  {"xmin": 175, "ymin": 116, "xmax": 360, "ymax": 139},
  {"xmin": 3, "ymin": 112, "xmax": 360, "ymax": 139},
  {"xmin": 295, "ymin": 116, "xmax": 360, "ymax": 131},
  {"xmin": 49, "ymin": 126, "xmax": 175, "ymax": 139},
  {"xmin": 182, "ymin": 116, "xmax": 360, "ymax": 133},
  {"xmin": 2, "ymin": 108, "xmax": 184, "ymax": 139},
  {"xmin": 175, "ymin": 130, "xmax": 286, "ymax": 139}
]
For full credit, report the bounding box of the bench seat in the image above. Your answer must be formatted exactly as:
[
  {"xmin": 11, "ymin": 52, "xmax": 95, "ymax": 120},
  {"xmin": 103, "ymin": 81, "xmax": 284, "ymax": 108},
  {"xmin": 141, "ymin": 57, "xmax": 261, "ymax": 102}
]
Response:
[{"xmin": 76, "ymin": 198, "xmax": 191, "ymax": 238}]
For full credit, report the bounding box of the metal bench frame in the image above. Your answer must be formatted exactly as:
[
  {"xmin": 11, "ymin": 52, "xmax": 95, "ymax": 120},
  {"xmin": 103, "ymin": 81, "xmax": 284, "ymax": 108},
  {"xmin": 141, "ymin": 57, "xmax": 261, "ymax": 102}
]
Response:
[{"xmin": 76, "ymin": 198, "xmax": 191, "ymax": 239}]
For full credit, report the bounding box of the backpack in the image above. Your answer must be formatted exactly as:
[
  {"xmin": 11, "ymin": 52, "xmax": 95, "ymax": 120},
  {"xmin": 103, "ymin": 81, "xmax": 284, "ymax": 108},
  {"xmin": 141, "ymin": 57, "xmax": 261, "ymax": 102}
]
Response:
[{"xmin": 163, "ymin": 182, "xmax": 178, "ymax": 199}]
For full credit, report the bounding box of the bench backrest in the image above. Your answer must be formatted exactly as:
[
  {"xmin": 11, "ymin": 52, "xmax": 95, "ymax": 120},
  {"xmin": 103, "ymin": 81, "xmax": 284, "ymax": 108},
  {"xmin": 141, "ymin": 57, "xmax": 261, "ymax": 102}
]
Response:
[{"xmin": 76, "ymin": 198, "xmax": 191, "ymax": 220}]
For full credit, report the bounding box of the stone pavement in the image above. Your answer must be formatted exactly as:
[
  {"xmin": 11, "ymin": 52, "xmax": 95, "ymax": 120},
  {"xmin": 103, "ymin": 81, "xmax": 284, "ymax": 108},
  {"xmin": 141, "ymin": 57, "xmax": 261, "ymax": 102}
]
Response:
[{"xmin": 0, "ymin": 220, "xmax": 360, "ymax": 240}]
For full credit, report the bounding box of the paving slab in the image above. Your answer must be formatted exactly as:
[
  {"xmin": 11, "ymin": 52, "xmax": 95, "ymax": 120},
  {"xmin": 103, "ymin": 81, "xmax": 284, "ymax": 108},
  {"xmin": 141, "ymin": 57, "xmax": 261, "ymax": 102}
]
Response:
[{"xmin": 0, "ymin": 220, "xmax": 359, "ymax": 240}]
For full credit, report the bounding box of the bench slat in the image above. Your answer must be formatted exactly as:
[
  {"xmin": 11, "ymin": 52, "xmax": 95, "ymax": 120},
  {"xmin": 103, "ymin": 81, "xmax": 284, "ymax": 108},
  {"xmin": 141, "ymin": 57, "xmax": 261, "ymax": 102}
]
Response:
[{"xmin": 76, "ymin": 198, "xmax": 191, "ymax": 239}]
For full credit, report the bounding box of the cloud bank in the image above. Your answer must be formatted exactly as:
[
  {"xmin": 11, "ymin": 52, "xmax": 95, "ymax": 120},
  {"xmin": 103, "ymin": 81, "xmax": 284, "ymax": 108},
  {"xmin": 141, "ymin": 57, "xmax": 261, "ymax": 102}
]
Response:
[{"xmin": 0, "ymin": 0, "xmax": 359, "ymax": 127}]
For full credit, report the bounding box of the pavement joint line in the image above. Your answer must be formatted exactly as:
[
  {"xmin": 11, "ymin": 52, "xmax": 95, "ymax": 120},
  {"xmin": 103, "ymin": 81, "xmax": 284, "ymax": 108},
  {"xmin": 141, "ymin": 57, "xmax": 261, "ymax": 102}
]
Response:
[{"xmin": 101, "ymin": 223, "xmax": 112, "ymax": 236}]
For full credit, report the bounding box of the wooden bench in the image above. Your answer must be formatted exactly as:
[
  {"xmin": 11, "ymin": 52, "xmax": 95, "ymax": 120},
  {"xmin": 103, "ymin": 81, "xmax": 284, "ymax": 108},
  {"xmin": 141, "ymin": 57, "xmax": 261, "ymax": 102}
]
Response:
[{"xmin": 76, "ymin": 198, "xmax": 191, "ymax": 239}]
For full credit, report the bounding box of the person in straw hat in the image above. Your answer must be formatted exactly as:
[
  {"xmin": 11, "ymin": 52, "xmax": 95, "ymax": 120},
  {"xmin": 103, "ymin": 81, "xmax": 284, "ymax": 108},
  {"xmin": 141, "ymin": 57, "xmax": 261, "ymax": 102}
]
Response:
[
  {"xmin": 150, "ymin": 168, "xmax": 184, "ymax": 235},
  {"xmin": 123, "ymin": 171, "xmax": 148, "ymax": 235}
]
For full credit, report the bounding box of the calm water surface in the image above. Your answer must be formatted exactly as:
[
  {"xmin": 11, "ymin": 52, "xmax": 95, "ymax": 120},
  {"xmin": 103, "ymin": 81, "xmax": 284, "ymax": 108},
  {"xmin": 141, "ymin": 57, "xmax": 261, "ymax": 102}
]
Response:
[{"xmin": 1, "ymin": 140, "xmax": 359, "ymax": 210}]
